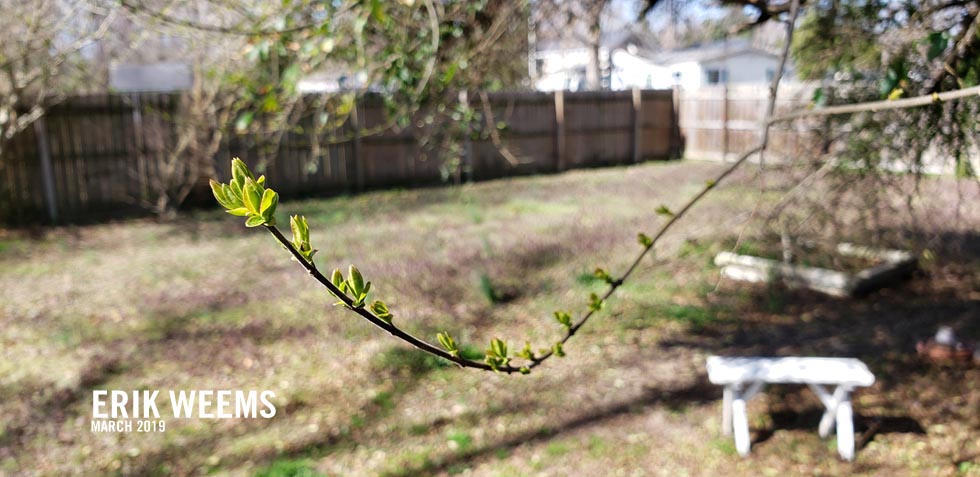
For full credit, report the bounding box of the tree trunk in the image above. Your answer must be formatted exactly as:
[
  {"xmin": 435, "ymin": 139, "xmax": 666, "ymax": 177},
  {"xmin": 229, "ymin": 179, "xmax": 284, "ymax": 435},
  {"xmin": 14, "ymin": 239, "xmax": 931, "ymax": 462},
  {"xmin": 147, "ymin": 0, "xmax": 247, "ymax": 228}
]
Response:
[{"xmin": 585, "ymin": 9, "xmax": 602, "ymax": 90}]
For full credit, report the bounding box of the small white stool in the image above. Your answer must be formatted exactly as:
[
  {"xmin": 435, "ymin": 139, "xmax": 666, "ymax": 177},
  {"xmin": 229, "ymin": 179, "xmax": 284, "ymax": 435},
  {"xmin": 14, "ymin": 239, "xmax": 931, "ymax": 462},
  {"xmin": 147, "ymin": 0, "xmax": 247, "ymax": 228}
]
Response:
[{"xmin": 706, "ymin": 356, "xmax": 875, "ymax": 461}]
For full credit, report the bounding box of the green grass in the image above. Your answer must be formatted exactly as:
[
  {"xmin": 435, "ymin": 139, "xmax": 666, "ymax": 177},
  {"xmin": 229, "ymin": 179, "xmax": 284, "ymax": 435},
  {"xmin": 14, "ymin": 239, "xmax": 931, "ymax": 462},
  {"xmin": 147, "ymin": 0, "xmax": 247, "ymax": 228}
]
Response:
[
  {"xmin": 446, "ymin": 430, "xmax": 474, "ymax": 452},
  {"xmin": 660, "ymin": 304, "xmax": 719, "ymax": 329},
  {"xmin": 477, "ymin": 272, "xmax": 501, "ymax": 304},
  {"xmin": 256, "ymin": 458, "xmax": 324, "ymax": 477},
  {"xmin": 545, "ymin": 440, "xmax": 572, "ymax": 457}
]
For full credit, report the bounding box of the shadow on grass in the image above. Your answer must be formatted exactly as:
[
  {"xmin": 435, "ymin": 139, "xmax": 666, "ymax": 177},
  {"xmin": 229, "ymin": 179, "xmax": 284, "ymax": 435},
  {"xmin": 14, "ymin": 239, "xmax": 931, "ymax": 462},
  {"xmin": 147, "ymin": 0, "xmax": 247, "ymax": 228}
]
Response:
[
  {"xmin": 752, "ymin": 406, "xmax": 926, "ymax": 449},
  {"xmin": 373, "ymin": 379, "xmax": 719, "ymax": 477},
  {"xmin": 0, "ymin": 294, "xmax": 322, "ymax": 469},
  {"xmin": 0, "ymin": 353, "xmax": 124, "ymax": 458},
  {"xmin": 123, "ymin": 342, "xmax": 481, "ymax": 476}
]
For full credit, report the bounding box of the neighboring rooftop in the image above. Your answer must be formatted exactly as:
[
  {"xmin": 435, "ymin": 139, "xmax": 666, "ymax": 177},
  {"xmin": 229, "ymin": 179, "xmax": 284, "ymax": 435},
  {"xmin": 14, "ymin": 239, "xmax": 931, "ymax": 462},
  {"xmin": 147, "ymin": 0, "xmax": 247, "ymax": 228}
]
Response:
[
  {"xmin": 649, "ymin": 39, "xmax": 778, "ymax": 64},
  {"xmin": 108, "ymin": 62, "xmax": 193, "ymax": 92},
  {"xmin": 536, "ymin": 22, "xmax": 659, "ymax": 54}
]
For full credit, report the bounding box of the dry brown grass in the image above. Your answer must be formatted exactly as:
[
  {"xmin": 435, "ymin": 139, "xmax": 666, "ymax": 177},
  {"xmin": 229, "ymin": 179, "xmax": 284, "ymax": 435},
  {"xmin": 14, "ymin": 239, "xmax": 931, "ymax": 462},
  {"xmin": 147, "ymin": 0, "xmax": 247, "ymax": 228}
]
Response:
[{"xmin": 0, "ymin": 160, "xmax": 977, "ymax": 477}]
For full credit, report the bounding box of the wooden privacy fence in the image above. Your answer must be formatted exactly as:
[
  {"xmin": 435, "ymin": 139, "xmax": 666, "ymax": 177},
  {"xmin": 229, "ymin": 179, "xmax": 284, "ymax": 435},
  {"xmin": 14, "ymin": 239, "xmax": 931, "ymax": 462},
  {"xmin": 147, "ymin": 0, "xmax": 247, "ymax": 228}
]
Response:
[
  {"xmin": 0, "ymin": 86, "xmax": 817, "ymax": 224},
  {"xmin": 2, "ymin": 94, "xmax": 181, "ymax": 224},
  {"xmin": 1, "ymin": 89, "xmax": 678, "ymax": 224},
  {"xmin": 677, "ymin": 84, "xmax": 822, "ymax": 162},
  {"xmin": 216, "ymin": 90, "xmax": 678, "ymax": 200}
]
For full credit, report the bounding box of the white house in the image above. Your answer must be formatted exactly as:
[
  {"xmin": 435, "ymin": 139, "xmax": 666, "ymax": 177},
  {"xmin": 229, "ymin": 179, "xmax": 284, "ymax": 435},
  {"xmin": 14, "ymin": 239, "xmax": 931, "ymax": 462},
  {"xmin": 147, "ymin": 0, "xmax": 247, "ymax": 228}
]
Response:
[
  {"xmin": 535, "ymin": 38, "xmax": 790, "ymax": 91},
  {"xmin": 649, "ymin": 40, "xmax": 787, "ymax": 90},
  {"xmin": 533, "ymin": 29, "xmax": 660, "ymax": 92}
]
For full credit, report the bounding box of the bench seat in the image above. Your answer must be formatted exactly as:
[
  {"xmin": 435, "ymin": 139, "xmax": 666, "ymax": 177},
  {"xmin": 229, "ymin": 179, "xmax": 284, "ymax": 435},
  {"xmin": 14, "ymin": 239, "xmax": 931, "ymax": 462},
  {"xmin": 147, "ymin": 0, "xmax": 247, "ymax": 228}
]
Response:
[{"xmin": 706, "ymin": 356, "xmax": 876, "ymax": 386}]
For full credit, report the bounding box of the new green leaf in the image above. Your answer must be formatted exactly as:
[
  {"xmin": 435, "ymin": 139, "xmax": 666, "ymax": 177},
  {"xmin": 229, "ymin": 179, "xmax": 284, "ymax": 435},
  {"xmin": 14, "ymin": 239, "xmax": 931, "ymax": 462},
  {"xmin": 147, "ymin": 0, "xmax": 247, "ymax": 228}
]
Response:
[
  {"xmin": 437, "ymin": 332, "xmax": 458, "ymax": 356},
  {"xmin": 260, "ymin": 189, "xmax": 278, "ymax": 215},
  {"xmin": 331, "ymin": 268, "xmax": 346, "ymax": 292},
  {"xmin": 588, "ymin": 293, "xmax": 604, "ymax": 312},
  {"xmin": 210, "ymin": 180, "xmax": 234, "ymax": 209},
  {"xmin": 517, "ymin": 341, "xmax": 534, "ymax": 360},
  {"xmin": 489, "ymin": 338, "xmax": 507, "ymax": 358},
  {"xmin": 348, "ymin": 265, "xmax": 364, "ymax": 295},
  {"xmin": 244, "ymin": 215, "xmax": 266, "ymax": 227},
  {"xmin": 231, "ymin": 157, "xmax": 253, "ymax": 191},
  {"xmin": 553, "ymin": 311, "xmax": 572, "ymax": 329},
  {"xmin": 371, "ymin": 300, "xmax": 393, "ymax": 323},
  {"xmin": 243, "ymin": 178, "xmax": 262, "ymax": 215}
]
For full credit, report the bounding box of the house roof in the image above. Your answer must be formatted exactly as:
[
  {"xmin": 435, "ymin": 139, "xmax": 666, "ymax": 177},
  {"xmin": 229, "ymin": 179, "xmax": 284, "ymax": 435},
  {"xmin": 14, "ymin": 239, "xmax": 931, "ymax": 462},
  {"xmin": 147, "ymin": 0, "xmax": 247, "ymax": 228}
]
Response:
[
  {"xmin": 650, "ymin": 39, "xmax": 778, "ymax": 65},
  {"xmin": 536, "ymin": 22, "xmax": 658, "ymax": 53},
  {"xmin": 108, "ymin": 62, "xmax": 193, "ymax": 92}
]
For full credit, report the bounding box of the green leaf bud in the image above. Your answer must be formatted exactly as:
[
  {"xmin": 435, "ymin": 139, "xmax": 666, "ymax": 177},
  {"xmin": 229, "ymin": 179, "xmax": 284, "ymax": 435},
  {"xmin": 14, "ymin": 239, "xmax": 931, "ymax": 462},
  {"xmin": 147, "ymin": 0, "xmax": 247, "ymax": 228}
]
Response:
[
  {"xmin": 517, "ymin": 341, "xmax": 534, "ymax": 360},
  {"xmin": 370, "ymin": 300, "xmax": 393, "ymax": 323},
  {"xmin": 637, "ymin": 232, "xmax": 653, "ymax": 248},
  {"xmin": 348, "ymin": 265, "xmax": 364, "ymax": 295},
  {"xmin": 553, "ymin": 311, "xmax": 572, "ymax": 329},
  {"xmin": 331, "ymin": 268, "xmax": 346, "ymax": 291},
  {"xmin": 437, "ymin": 332, "xmax": 458, "ymax": 355},
  {"xmin": 489, "ymin": 338, "xmax": 507, "ymax": 358},
  {"xmin": 588, "ymin": 293, "xmax": 604, "ymax": 312}
]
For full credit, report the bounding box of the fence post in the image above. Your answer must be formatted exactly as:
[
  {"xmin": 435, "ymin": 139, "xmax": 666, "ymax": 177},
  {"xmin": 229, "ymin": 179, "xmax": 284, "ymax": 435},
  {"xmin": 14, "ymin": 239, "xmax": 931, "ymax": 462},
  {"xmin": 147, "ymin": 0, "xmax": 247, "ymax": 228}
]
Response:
[
  {"xmin": 554, "ymin": 90, "xmax": 566, "ymax": 171},
  {"xmin": 459, "ymin": 90, "xmax": 472, "ymax": 184},
  {"xmin": 350, "ymin": 96, "xmax": 364, "ymax": 192},
  {"xmin": 131, "ymin": 94, "xmax": 148, "ymax": 202},
  {"xmin": 671, "ymin": 86, "xmax": 682, "ymax": 159},
  {"xmin": 722, "ymin": 83, "xmax": 730, "ymax": 162},
  {"xmin": 34, "ymin": 115, "xmax": 58, "ymax": 223},
  {"xmin": 631, "ymin": 88, "xmax": 642, "ymax": 163}
]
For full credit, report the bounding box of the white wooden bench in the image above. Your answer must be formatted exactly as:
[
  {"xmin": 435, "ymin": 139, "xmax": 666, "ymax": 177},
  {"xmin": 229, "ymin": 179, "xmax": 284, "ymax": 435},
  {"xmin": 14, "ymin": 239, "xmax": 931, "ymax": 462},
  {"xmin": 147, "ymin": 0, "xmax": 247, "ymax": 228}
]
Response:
[{"xmin": 706, "ymin": 356, "xmax": 876, "ymax": 461}]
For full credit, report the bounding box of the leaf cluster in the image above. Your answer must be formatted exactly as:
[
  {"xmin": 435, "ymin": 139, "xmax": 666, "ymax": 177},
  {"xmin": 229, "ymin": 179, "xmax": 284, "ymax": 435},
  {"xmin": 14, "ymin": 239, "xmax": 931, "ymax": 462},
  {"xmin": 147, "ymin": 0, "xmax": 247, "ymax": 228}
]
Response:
[{"xmin": 210, "ymin": 158, "xmax": 279, "ymax": 227}]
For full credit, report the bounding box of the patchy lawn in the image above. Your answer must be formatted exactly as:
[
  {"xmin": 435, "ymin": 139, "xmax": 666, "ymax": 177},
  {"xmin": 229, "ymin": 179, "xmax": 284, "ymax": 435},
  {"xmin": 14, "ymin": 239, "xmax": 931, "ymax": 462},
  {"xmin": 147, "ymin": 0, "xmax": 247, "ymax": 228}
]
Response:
[{"xmin": 0, "ymin": 160, "xmax": 977, "ymax": 477}]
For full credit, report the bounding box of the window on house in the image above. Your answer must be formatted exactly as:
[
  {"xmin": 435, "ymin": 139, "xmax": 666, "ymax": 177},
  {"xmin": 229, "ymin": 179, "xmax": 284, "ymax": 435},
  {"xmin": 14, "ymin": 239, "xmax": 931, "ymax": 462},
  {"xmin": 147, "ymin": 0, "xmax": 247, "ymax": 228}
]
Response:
[{"xmin": 706, "ymin": 68, "xmax": 728, "ymax": 85}]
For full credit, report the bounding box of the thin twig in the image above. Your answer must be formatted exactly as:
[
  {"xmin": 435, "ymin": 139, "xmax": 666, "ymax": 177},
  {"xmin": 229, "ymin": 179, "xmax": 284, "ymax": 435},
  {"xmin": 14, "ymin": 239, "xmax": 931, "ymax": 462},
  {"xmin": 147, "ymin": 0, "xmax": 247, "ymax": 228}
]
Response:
[
  {"xmin": 770, "ymin": 85, "xmax": 980, "ymax": 123},
  {"xmin": 478, "ymin": 91, "xmax": 524, "ymax": 166},
  {"xmin": 414, "ymin": 0, "xmax": 440, "ymax": 100},
  {"xmin": 119, "ymin": 0, "xmax": 325, "ymax": 36}
]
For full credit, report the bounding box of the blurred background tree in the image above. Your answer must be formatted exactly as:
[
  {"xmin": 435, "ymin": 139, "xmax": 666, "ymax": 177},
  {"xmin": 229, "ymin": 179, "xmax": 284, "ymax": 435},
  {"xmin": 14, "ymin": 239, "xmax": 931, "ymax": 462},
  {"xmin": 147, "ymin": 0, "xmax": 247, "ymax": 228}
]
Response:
[
  {"xmin": 0, "ymin": 1, "xmax": 115, "ymax": 172},
  {"xmin": 784, "ymin": 0, "xmax": 979, "ymax": 245}
]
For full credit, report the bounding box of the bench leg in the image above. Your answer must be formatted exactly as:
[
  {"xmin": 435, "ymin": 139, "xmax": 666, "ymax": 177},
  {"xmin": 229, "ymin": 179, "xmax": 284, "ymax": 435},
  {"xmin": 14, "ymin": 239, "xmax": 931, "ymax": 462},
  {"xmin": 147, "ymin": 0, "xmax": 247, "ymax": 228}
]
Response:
[
  {"xmin": 722, "ymin": 385, "xmax": 733, "ymax": 436},
  {"xmin": 717, "ymin": 382, "xmax": 764, "ymax": 457},
  {"xmin": 818, "ymin": 405, "xmax": 836, "ymax": 438},
  {"xmin": 729, "ymin": 382, "xmax": 762, "ymax": 457},
  {"xmin": 836, "ymin": 394, "xmax": 855, "ymax": 461},
  {"xmin": 732, "ymin": 396, "xmax": 750, "ymax": 456},
  {"xmin": 808, "ymin": 384, "xmax": 857, "ymax": 461},
  {"xmin": 811, "ymin": 384, "xmax": 848, "ymax": 439}
]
